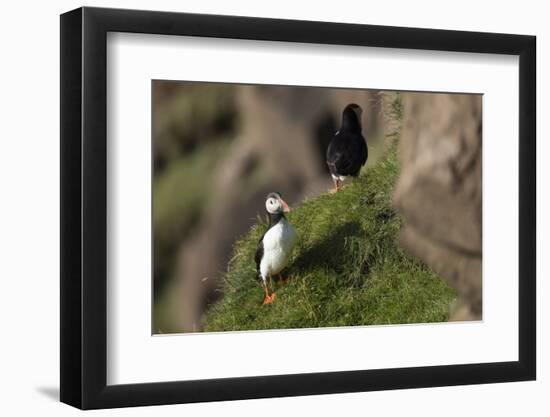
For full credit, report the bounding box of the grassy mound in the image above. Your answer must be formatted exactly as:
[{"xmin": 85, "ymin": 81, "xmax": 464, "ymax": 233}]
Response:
[{"xmin": 203, "ymin": 144, "xmax": 456, "ymax": 332}]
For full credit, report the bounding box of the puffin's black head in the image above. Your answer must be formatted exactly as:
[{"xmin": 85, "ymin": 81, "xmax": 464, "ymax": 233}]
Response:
[
  {"xmin": 341, "ymin": 103, "xmax": 363, "ymax": 132},
  {"xmin": 265, "ymin": 192, "xmax": 290, "ymax": 214}
]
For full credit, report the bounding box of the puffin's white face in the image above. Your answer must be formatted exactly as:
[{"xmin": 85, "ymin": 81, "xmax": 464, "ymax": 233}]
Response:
[{"xmin": 265, "ymin": 194, "xmax": 290, "ymax": 214}]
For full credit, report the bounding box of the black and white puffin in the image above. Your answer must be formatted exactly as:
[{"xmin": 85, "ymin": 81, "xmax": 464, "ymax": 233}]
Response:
[
  {"xmin": 326, "ymin": 103, "xmax": 368, "ymax": 193},
  {"xmin": 254, "ymin": 192, "xmax": 297, "ymax": 305}
]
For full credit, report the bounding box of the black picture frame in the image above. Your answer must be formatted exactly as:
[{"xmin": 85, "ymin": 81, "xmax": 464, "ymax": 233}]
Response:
[{"xmin": 60, "ymin": 6, "xmax": 536, "ymax": 410}]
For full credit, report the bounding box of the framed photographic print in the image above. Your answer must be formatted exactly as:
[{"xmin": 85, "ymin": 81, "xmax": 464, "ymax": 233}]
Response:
[{"xmin": 60, "ymin": 6, "xmax": 536, "ymax": 409}]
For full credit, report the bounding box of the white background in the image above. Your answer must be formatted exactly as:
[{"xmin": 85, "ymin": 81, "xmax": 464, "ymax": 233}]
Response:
[
  {"xmin": 0, "ymin": 0, "xmax": 546, "ymax": 415},
  {"xmin": 108, "ymin": 34, "xmax": 519, "ymax": 384}
]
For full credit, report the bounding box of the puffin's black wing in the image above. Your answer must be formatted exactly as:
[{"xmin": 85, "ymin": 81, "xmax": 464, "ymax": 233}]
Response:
[
  {"xmin": 326, "ymin": 132, "xmax": 368, "ymax": 177},
  {"xmin": 359, "ymin": 136, "xmax": 368, "ymax": 167},
  {"xmin": 326, "ymin": 144, "xmax": 354, "ymax": 176},
  {"xmin": 254, "ymin": 234, "xmax": 265, "ymax": 279}
]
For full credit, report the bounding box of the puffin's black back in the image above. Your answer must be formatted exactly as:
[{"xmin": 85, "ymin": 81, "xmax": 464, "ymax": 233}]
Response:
[
  {"xmin": 326, "ymin": 105, "xmax": 368, "ymax": 177},
  {"xmin": 254, "ymin": 238, "xmax": 264, "ymax": 277}
]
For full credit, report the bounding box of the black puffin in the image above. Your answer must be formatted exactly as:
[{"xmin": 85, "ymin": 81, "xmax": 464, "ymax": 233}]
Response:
[
  {"xmin": 326, "ymin": 103, "xmax": 368, "ymax": 193},
  {"xmin": 254, "ymin": 192, "xmax": 297, "ymax": 305}
]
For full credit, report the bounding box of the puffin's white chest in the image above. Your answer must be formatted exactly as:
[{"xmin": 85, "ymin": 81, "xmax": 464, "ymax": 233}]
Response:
[
  {"xmin": 331, "ymin": 173, "xmax": 348, "ymax": 182},
  {"xmin": 260, "ymin": 218, "xmax": 296, "ymax": 279}
]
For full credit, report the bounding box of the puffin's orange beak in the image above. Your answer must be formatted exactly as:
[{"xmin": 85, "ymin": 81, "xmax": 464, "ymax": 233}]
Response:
[{"xmin": 281, "ymin": 199, "xmax": 291, "ymax": 213}]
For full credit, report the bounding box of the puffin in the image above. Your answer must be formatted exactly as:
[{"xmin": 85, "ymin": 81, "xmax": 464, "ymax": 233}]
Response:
[
  {"xmin": 254, "ymin": 192, "xmax": 297, "ymax": 305},
  {"xmin": 326, "ymin": 103, "xmax": 368, "ymax": 193}
]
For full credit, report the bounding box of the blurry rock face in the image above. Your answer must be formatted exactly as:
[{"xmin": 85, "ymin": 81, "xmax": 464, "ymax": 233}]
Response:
[{"xmin": 393, "ymin": 93, "xmax": 482, "ymax": 319}]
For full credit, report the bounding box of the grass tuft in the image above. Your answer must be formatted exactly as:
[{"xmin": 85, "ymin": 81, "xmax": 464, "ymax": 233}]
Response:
[{"xmin": 203, "ymin": 144, "xmax": 456, "ymax": 332}]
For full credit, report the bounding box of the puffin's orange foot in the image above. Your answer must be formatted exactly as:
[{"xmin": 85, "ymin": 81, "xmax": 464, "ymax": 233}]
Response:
[
  {"xmin": 329, "ymin": 187, "xmax": 339, "ymax": 194},
  {"xmin": 262, "ymin": 293, "xmax": 276, "ymax": 305}
]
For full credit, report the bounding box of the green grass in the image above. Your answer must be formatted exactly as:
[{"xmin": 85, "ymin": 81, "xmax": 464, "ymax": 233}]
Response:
[{"xmin": 203, "ymin": 144, "xmax": 456, "ymax": 332}]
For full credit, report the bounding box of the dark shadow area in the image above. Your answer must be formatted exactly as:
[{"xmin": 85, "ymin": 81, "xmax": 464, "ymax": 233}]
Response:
[{"xmin": 292, "ymin": 221, "xmax": 362, "ymax": 276}]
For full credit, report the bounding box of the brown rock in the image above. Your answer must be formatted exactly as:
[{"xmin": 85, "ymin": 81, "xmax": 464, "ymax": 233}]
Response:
[{"xmin": 393, "ymin": 93, "xmax": 482, "ymax": 318}]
